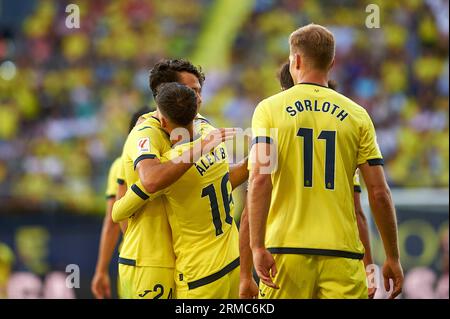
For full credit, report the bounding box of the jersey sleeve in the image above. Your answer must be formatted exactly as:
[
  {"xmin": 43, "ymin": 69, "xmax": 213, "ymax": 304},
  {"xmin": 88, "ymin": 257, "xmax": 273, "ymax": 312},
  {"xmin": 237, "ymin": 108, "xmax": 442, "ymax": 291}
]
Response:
[
  {"xmin": 251, "ymin": 100, "xmax": 273, "ymax": 143},
  {"xmin": 248, "ymin": 100, "xmax": 275, "ymax": 171},
  {"xmin": 357, "ymin": 111, "xmax": 383, "ymax": 166},
  {"xmin": 353, "ymin": 169, "xmax": 362, "ymax": 193},
  {"xmin": 105, "ymin": 158, "xmax": 121, "ymax": 199},
  {"xmin": 111, "ymin": 179, "xmax": 166, "ymax": 223},
  {"xmin": 129, "ymin": 126, "xmax": 165, "ymax": 170}
]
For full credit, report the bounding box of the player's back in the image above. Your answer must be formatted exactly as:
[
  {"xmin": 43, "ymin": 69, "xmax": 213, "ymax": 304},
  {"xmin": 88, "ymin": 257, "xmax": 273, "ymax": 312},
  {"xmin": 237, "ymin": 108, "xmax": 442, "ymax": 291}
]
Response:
[
  {"xmin": 253, "ymin": 83, "xmax": 382, "ymax": 257},
  {"xmin": 161, "ymin": 123, "xmax": 239, "ymax": 284}
]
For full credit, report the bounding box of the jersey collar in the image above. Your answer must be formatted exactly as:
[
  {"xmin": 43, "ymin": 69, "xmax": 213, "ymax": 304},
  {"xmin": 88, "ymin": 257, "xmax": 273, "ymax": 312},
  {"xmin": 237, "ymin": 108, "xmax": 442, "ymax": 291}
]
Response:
[{"xmin": 297, "ymin": 82, "xmax": 330, "ymax": 89}]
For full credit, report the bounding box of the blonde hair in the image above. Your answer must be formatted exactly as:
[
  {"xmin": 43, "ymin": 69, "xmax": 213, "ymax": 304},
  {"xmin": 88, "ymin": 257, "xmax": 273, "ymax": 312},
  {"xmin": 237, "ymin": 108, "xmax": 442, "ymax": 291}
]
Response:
[{"xmin": 289, "ymin": 24, "xmax": 335, "ymax": 71}]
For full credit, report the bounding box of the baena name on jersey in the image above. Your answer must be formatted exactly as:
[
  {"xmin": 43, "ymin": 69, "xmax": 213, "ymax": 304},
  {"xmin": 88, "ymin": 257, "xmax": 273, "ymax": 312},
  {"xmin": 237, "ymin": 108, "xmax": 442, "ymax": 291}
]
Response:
[
  {"xmin": 194, "ymin": 146, "xmax": 227, "ymax": 176},
  {"xmin": 286, "ymin": 99, "xmax": 349, "ymax": 122}
]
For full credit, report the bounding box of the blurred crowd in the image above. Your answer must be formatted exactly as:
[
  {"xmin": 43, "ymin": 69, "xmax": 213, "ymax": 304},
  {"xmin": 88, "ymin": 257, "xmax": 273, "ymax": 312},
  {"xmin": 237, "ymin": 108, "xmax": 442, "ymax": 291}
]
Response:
[{"xmin": 0, "ymin": 0, "xmax": 448, "ymax": 213}]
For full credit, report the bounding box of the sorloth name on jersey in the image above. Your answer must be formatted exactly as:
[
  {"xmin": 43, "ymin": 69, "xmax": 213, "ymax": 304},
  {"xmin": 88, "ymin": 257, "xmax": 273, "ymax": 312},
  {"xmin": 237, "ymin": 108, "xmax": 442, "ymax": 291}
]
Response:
[{"xmin": 286, "ymin": 99, "xmax": 349, "ymax": 122}]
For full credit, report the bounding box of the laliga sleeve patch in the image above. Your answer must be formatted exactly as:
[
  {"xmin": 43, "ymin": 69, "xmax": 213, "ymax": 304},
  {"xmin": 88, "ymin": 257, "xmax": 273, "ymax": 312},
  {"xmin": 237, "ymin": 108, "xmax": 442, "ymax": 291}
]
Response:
[{"xmin": 137, "ymin": 137, "xmax": 150, "ymax": 154}]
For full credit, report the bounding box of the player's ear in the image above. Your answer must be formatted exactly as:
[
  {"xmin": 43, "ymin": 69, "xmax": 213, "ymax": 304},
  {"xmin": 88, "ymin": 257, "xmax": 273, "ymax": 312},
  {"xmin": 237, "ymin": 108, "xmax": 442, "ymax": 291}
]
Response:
[
  {"xmin": 160, "ymin": 116, "xmax": 169, "ymax": 130},
  {"xmin": 295, "ymin": 53, "xmax": 302, "ymax": 70}
]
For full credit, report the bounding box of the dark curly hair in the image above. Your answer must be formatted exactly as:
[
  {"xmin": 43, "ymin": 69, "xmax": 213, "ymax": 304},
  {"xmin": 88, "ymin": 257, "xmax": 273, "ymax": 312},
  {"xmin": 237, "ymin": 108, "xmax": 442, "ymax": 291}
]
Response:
[
  {"xmin": 149, "ymin": 59, "xmax": 205, "ymax": 98},
  {"xmin": 279, "ymin": 61, "xmax": 338, "ymax": 91},
  {"xmin": 327, "ymin": 79, "xmax": 338, "ymax": 91},
  {"xmin": 128, "ymin": 106, "xmax": 153, "ymax": 133},
  {"xmin": 156, "ymin": 82, "xmax": 197, "ymax": 127},
  {"xmin": 278, "ymin": 62, "xmax": 295, "ymax": 90}
]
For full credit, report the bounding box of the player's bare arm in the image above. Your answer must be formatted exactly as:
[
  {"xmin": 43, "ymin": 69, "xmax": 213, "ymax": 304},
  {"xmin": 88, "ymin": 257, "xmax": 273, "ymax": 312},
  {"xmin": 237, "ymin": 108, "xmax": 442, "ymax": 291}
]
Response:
[
  {"xmin": 354, "ymin": 191, "xmax": 376, "ymax": 299},
  {"xmin": 91, "ymin": 196, "xmax": 120, "ymax": 299},
  {"xmin": 354, "ymin": 192, "xmax": 374, "ymax": 268},
  {"xmin": 359, "ymin": 163, "xmax": 404, "ymax": 299},
  {"xmin": 248, "ymin": 142, "xmax": 279, "ymax": 289},
  {"xmin": 229, "ymin": 157, "xmax": 249, "ymax": 189},
  {"xmin": 239, "ymin": 201, "xmax": 258, "ymax": 299},
  {"xmin": 137, "ymin": 128, "xmax": 237, "ymax": 194}
]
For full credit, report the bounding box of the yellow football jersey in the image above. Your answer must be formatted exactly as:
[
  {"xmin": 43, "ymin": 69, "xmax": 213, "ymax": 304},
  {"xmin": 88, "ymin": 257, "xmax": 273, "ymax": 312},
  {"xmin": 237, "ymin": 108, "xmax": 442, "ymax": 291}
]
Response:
[
  {"xmin": 140, "ymin": 112, "xmax": 152, "ymax": 121},
  {"xmin": 250, "ymin": 83, "xmax": 383, "ymax": 258},
  {"xmin": 113, "ymin": 118, "xmax": 240, "ymax": 288},
  {"xmin": 158, "ymin": 122, "xmax": 239, "ymax": 287},
  {"xmin": 105, "ymin": 157, "xmax": 122, "ymax": 199},
  {"xmin": 119, "ymin": 112, "xmax": 175, "ymax": 268}
]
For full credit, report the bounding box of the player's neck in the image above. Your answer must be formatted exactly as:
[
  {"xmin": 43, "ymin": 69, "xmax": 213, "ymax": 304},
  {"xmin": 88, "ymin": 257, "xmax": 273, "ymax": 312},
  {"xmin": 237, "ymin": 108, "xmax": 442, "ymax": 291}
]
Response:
[
  {"xmin": 296, "ymin": 70, "xmax": 328, "ymax": 87},
  {"xmin": 170, "ymin": 123, "xmax": 194, "ymax": 145}
]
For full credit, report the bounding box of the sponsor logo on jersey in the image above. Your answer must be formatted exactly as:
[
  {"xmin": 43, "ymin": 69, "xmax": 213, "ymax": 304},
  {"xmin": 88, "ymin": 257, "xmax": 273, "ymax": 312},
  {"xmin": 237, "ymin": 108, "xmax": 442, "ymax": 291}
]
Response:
[{"xmin": 137, "ymin": 137, "xmax": 150, "ymax": 153}]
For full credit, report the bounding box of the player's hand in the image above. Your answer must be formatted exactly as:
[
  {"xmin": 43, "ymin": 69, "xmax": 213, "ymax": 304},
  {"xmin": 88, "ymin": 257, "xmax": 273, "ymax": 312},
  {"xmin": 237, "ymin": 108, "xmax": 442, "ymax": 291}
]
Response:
[
  {"xmin": 252, "ymin": 248, "xmax": 279, "ymax": 289},
  {"xmin": 91, "ymin": 271, "xmax": 111, "ymax": 299},
  {"xmin": 365, "ymin": 269, "xmax": 377, "ymax": 299},
  {"xmin": 201, "ymin": 128, "xmax": 239, "ymax": 154},
  {"xmin": 382, "ymin": 258, "xmax": 404, "ymax": 299},
  {"xmin": 368, "ymin": 285, "xmax": 377, "ymax": 299},
  {"xmin": 239, "ymin": 277, "xmax": 259, "ymax": 299}
]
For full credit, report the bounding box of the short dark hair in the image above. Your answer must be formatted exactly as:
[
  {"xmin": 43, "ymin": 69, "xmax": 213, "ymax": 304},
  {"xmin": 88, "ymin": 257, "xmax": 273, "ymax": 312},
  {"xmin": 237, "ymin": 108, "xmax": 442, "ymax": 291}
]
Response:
[
  {"xmin": 327, "ymin": 80, "xmax": 338, "ymax": 91},
  {"xmin": 149, "ymin": 59, "xmax": 205, "ymax": 98},
  {"xmin": 128, "ymin": 106, "xmax": 153, "ymax": 133},
  {"xmin": 278, "ymin": 62, "xmax": 295, "ymax": 90},
  {"xmin": 156, "ymin": 82, "xmax": 197, "ymax": 127}
]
